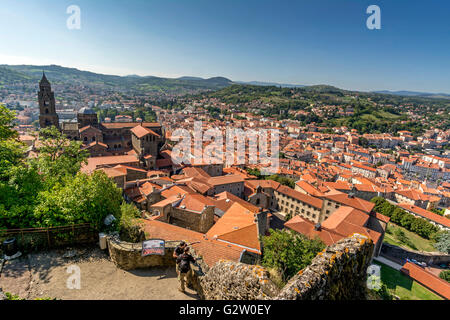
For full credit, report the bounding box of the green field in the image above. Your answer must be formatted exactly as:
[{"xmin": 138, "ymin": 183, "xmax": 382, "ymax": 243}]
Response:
[
  {"xmin": 383, "ymin": 223, "xmax": 437, "ymax": 252},
  {"xmin": 374, "ymin": 262, "xmax": 442, "ymax": 300}
]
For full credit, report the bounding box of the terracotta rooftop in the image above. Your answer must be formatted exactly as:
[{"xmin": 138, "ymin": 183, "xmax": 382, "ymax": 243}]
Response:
[
  {"xmin": 276, "ymin": 185, "xmax": 323, "ymax": 209},
  {"xmin": 81, "ymin": 155, "xmax": 140, "ymax": 173},
  {"xmin": 400, "ymin": 262, "xmax": 450, "ymax": 300},
  {"xmin": 285, "ymin": 206, "xmax": 382, "ymax": 246},
  {"xmin": 295, "ymin": 180, "xmax": 324, "ymax": 197},
  {"xmin": 206, "ymin": 202, "xmax": 261, "ymax": 252},
  {"xmin": 207, "ymin": 174, "xmax": 244, "ymax": 186},
  {"xmin": 323, "ymin": 189, "xmax": 374, "ymax": 213},
  {"xmin": 142, "ymin": 219, "xmax": 245, "ymax": 267},
  {"xmin": 130, "ymin": 125, "xmax": 161, "ymax": 138}
]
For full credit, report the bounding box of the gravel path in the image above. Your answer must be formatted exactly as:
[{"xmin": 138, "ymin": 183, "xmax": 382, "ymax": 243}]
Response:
[{"xmin": 0, "ymin": 246, "xmax": 198, "ymax": 300}]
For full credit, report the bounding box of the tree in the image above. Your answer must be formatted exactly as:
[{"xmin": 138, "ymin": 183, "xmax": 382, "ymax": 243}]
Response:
[
  {"xmin": 33, "ymin": 171, "xmax": 123, "ymax": 229},
  {"xmin": 433, "ymin": 231, "xmax": 450, "ymax": 254},
  {"xmin": 261, "ymin": 229, "xmax": 325, "ymax": 282},
  {"xmin": 0, "ymin": 104, "xmax": 17, "ymax": 141},
  {"xmin": 35, "ymin": 126, "xmax": 89, "ymax": 185}
]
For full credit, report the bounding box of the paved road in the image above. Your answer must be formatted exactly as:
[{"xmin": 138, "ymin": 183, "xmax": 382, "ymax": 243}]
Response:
[{"xmin": 373, "ymin": 256, "xmax": 403, "ymax": 271}]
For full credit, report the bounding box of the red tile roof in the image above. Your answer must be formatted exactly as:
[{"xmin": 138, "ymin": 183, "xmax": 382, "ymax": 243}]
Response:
[
  {"xmin": 285, "ymin": 206, "xmax": 382, "ymax": 247},
  {"xmin": 276, "ymin": 185, "xmax": 323, "ymax": 209},
  {"xmin": 206, "ymin": 202, "xmax": 260, "ymax": 252},
  {"xmin": 130, "ymin": 125, "xmax": 161, "ymax": 138},
  {"xmin": 323, "ymin": 189, "xmax": 374, "ymax": 213},
  {"xmin": 400, "ymin": 262, "xmax": 450, "ymax": 300},
  {"xmin": 142, "ymin": 219, "xmax": 247, "ymax": 267}
]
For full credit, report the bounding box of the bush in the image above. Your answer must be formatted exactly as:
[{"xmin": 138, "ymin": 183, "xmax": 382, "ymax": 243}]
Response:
[
  {"xmin": 433, "ymin": 231, "xmax": 450, "ymax": 254},
  {"xmin": 118, "ymin": 202, "xmax": 144, "ymax": 242},
  {"xmin": 261, "ymin": 229, "xmax": 325, "ymax": 283},
  {"xmin": 439, "ymin": 270, "xmax": 450, "ymax": 283},
  {"xmin": 371, "ymin": 197, "xmax": 439, "ymax": 239},
  {"xmin": 375, "ymin": 284, "xmax": 393, "ymax": 300}
]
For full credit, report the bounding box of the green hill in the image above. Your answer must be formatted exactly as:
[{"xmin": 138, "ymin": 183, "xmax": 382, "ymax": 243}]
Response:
[{"xmin": 0, "ymin": 64, "xmax": 234, "ymax": 94}]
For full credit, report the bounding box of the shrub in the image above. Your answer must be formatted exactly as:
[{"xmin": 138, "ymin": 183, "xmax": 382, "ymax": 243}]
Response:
[
  {"xmin": 371, "ymin": 197, "xmax": 438, "ymax": 239},
  {"xmin": 439, "ymin": 270, "xmax": 450, "ymax": 283},
  {"xmin": 433, "ymin": 231, "xmax": 450, "ymax": 254},
  {"xmin": 261, "ymin": 229, "xmax": 325, "ymax": 283},
  {"xmin": 118, "ymin": 202, "xmax": 144, "ymax": 242}
]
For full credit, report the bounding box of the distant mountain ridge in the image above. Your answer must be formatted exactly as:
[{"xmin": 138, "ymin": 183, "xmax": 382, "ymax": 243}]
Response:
[
  {"xmin": 236, "ymin": 80, "xmax": 304, "ymax": 88},
  {"xmin": 0, "ymin": 64, "xmax": 234, "ymax": 94},
  {"xmin": 1, "ymin": 64, "xmax": 448, "ymax": 98},
  {"xmin": 373, "ymin": 90, "xmax": 450, "ymax": 99}
]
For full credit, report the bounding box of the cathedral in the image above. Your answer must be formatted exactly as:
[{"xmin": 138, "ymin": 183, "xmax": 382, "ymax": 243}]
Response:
[{"xmin": 38, "ymin": 73, "xmax": 165, "ymax": 167}]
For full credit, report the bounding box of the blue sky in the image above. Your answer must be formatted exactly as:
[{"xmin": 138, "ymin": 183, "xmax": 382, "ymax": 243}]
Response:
[{"xmin": 0, "ymin": 0, "xmax": 449, "ymax": 93}]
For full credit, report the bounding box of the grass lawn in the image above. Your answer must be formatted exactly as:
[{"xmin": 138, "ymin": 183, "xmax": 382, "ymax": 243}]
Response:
[
  {"xmin": 374, "ymin": 262, "xmax": 442, "ymax": 300},
  {"xmin": 383, "ymin": 223, "xmax": 437, "ymax": 252}
]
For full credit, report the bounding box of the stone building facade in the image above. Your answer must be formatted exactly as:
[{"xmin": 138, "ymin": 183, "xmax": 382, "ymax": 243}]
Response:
[
  {"xmin": 38, "ymin": 75, "xmax": 165, "ymax": 164},
  {"xmin": 38, "ymin": 72, "xmax": 59, "ymax": 129}
]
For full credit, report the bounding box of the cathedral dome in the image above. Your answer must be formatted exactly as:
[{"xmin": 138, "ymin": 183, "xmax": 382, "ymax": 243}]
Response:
[{"xmin": 78, "ymin": 107, "xmax": 96, "ymax": 115}]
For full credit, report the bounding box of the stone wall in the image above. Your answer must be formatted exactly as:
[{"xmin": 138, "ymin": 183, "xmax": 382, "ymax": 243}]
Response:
[
  {"xmin": 381, "ymin": 243, "xmax": 450, "ymax": 266},
  {"xmin": 276, "ymin": 233, "xmax": 373, "ymax": 300},
  {"xmin": 106, "ymin": 236, "xmax": 209, "ymax": 298},
  {"xmin": 198, "ymin": 233, "xmax": 374, "ymax": 300},
  {"xmin": 200, "ymin": 261, "xmax": 280, "ymax": 300},
  {"xmin": 107, "ymin": 233, "xmax": 374, "ymax": 300},
  {"xmin": 107, "ymin": 236, "xmax": 179, "ymax": 270}
]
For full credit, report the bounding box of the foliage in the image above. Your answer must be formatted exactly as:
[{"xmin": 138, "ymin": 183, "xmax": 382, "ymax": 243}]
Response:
[
  {"xmin": 245, "ymin": 168, "xmax": 295, "ymax": 188},
  {"xmin": 0, "ymin": 106, "xmax": 123, "ymax": 230},
  {"xmin": 430, "ymin": 208, "xmax": 445, "ymax": 216},
  {"xmin": 118, "ymin": 202, "xmax": 144, "ymax": 242},
  {"xmin": 370, "ymin": 197, "xmax": 439, "ymax": 239},
  {"xmin": 393, "ymin": 228, "xmax": 417, "ymax": 250},
  {"xmin": 261, "ymin": 229, "xmax": 325, "ymax": 283},
  {"xmin": 373, "ymin": 283, "xmax": 393, "ymax": 300},
  {"xmin": 266, "ymin": 175, "xmax": 295, "ymax": 189},
  {"xmin": 33, "ymin": 171, "xmax": 123, "ymax": 229},
  {"xmin": 433, "ymin": 231, "xmax": 450, "ymax": 254},
  {"xmin": 35, "ymin": 126, "xmax": 89, "ymax": 186},
  {"xmin": 439, "ymin": 270, "xmax": 450, "ymax": 283},
  {"xmin": 4, "ymin": 292, "xmax": 56, "ymax": 300}
]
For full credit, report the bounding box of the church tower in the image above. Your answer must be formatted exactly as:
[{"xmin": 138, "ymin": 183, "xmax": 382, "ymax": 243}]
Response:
[{"xmin": 38, "ymin": 72, "xmax": 59, "ymax": 129}]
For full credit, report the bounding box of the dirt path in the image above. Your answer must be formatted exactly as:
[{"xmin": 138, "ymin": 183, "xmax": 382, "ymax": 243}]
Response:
[{"xmin": 0, "ymin": 247, "xmax": 198, "ymax": 300}]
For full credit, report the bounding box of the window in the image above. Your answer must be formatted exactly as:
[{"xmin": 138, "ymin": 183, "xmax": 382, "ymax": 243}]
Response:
[
  {"xmin": 92, "ymin": 136, "xmax": 96, "ymax": 141},
  {"xmin": 84, "ymin": 137, "xmax": 88, "ymax": 142}
]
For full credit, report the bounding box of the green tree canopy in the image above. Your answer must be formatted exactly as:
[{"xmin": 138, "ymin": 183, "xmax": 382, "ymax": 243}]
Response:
[{"xmin": 261, "ymin": 229, "xmax": 325, "ymax": 282}]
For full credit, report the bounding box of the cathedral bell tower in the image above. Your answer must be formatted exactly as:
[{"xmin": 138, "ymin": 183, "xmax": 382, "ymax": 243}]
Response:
[{"xmin": 38, "ymin": 72, "xmax": 60, "ymax": 129}]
